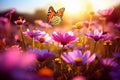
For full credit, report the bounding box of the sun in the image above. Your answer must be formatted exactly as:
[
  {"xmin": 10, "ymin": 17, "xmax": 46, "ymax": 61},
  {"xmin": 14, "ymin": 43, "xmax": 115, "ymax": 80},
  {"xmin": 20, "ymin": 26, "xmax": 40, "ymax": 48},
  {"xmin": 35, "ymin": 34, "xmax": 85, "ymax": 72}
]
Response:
[{"xmin": 62, "ymin": 0, "xmax": 84, "ymax": 15}]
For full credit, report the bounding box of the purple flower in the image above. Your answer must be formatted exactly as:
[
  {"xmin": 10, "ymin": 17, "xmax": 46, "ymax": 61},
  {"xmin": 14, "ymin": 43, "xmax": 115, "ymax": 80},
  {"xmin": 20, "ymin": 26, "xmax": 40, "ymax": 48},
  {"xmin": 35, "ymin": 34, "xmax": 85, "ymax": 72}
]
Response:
[
  {"xmin": 61, "ymin": 50, "xmax": 96, "ymax": 65},
  {"xmin": 23, "ymin": 29, "xmax": 42, "ymax": 38},
  {"xmin": 109, "ymin": 68, "xmax": 120, "ymax": 80},
  {"xmin": 34, "ymin": 48, "xmax": 55, "ymax": 62},
  {"xmin": 85, "ymin": 29, "xmax": 104, "ymax": 41},
  {"xmin": 52, "ymin": 31, "xmax": 77, "ymax": 46},
  {"xmin": 112, "ymin": 53, "xmax": 120, "ymax": 58},
  {"xmin": 101, "ymin": 58, "xmax": 119, "ymax": 68},
  {"xmin": 35, "ymin": 31, "xmax": 53, "ymax": 44},
  {"xmin": 11, "ymin": 70, "xmax": 40, "ymax": 80}
]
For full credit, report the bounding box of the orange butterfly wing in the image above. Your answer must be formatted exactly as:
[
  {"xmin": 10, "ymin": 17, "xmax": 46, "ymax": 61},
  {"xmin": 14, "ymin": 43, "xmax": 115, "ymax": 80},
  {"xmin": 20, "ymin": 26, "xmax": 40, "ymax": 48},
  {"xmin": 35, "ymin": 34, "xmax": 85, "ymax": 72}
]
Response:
[
  {"xmin": 56, "ymin": 8, "xmax": 65, "ymax": 17},
  {"xmin": 47, "ymin": 6, "xmax": 56, "ymax": 22}
]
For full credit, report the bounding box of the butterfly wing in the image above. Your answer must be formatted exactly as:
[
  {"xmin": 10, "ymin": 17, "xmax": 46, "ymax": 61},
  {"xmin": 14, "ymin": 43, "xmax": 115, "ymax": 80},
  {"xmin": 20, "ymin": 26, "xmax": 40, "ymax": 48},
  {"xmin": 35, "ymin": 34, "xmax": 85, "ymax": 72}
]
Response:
[
  {"xmin": 47, "ymin": 6, "xmax": 57, "ymax": 22},
  {"xmin": 49, "ymin": 16, "xmax": 62, "ymax": 25},
  {"xmin": 47, "ymin": 7, "xmax": 65, "ymax": 25},
  {"xmin": 56, "ymin": 8, "xmax": 65, "ymax": 17}
]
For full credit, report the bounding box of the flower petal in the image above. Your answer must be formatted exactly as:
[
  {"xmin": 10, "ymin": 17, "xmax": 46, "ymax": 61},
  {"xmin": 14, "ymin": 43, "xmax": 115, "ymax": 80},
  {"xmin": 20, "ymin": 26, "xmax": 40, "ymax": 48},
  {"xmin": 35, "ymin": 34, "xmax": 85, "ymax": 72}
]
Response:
[{"xmin": 87, "ymin": 54, "xmax": 96, "ymax": 63}]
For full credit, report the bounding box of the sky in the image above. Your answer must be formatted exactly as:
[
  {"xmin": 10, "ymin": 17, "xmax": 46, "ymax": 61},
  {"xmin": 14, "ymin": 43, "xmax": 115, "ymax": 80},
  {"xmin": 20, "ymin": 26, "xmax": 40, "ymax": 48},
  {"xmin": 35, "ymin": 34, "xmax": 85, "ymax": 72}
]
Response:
[
  {"xmin": 0, "ymin": 0, "xmax": 52, "ymax": 13},
  {"xmin": 0, "ymin": 0, "xmax": 120, "ymax": 14}
]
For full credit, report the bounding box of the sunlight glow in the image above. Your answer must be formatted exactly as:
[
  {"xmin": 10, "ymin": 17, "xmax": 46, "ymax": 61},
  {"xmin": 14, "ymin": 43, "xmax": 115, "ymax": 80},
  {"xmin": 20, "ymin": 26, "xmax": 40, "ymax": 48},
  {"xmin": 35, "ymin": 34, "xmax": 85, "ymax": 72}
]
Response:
[
  {"xmin": 63, "ymin": 0, "xmax": 84, "ymax": 14},
  {"xmin": 90, "ymin": 0, "xmax": 118, "ymax": 12}
]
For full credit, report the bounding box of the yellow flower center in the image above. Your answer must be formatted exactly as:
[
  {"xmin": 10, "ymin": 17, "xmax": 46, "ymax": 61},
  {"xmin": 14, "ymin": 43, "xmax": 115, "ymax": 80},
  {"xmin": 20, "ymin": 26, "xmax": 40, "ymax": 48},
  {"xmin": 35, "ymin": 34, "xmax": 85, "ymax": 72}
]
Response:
[
  {"xmin": 75, "ymin": 58, "xmax": 82, "ymax": 63},
  {"xmin": 75, "ymin": 22, "xmax": 82, "ymax": 29},
  {"xmin": 39, "ymin": 36, "xmax": 45, "ymax": 43}
]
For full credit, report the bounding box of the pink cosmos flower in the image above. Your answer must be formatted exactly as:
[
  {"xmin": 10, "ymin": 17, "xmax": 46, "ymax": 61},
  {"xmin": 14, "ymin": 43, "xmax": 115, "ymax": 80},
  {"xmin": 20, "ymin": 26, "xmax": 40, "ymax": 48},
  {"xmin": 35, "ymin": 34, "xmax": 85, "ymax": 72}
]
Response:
[
  {"xmin": 23, "ymin": 29, "xmax": 53, "ymax": 44},
  {"xmin": 61, "ymin": 50, "xmax": 96, "ymax": 65},
  {"xmin": 35, "ymin": 20, "xmax": 52, "ymax": 28},
  {"xmin": 97, "ymin": 7, "xmax": 114, "ymax": 16},
  {"xmin": 0, "ymin": 17, "xmax": 10, "ymax": 31},
  {"xmin": 23, "ymin": 29, "xmax": 42, "ymax": 38},
  {"xmin": 0, "ymin": 45, "xmax": 36, "ymax": 69},
  {"xmin": 5, "ymin": 8, "xmax": 16, "ymax": 17},
  {"xmin": 35, "ymin": 31, "xmax": 53, "ymax": 44},
  {"xmin": 85, "ymin": 29, "xmax": 104, "ymax": 41},
  {"xmin": 52, "ymin": 31, "xmax": 77, "ymax": 46},
  {"xmin": 0, "ymin": 45, "xmax": 39, "ymax": 80},
  {"xmin": 72, "ymin": 76, "xmax": 86, "ymax": 80},
  {"xmin": 101, "ymin": 58, "xmax": 119, "ymax": 68}
]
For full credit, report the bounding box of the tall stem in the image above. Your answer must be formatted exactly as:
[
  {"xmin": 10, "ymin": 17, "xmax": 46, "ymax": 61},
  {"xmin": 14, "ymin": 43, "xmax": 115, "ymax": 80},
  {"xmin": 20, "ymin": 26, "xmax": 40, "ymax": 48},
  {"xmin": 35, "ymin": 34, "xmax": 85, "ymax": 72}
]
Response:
[
  {"xmin": 9, "ymin": 14, "xmax": 12, "ymax": 22},
  {"xmin": 115, "ymin": 40, "xmax": 120, "ymax": 52},
  {"xmin": 76, "ymin": 66, "xmax": 81, "ymax": 75},
  {"xmin": 88, "ymin": 15, "xmax": 92, "ymax": 30},
  {"xmin": 108, "ymin": 45, "xmax": 111, "ymax": 57},
  {"xmin": 19, "ymin": 25, "xmax": 26, "ymax": 50},
  {"xmin": 32, "ymin": 38, "xmax": 35, "ymax": 50},
  {"xmin": 93, "ymin": 41, "xmax": 97, "ymax": 53},
  {"xmin": 60, "ymin": 45, "xmax": 64, "ymax": 79},
  {"xmin": 102, "ymin": 17, "xmax": 106, "ymax": 32},
  {"xmin": 82, "ymin": 37, "xmax": 85, "ymax": 53}
]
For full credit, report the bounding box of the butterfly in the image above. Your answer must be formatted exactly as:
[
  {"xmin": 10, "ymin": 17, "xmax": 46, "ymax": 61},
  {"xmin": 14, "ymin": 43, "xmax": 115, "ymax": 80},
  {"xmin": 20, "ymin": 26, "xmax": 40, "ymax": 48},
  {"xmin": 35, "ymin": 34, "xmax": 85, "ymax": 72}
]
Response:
[{"xmin": 47, "ymin": 6, "xmax": 65, "ymax": 25}]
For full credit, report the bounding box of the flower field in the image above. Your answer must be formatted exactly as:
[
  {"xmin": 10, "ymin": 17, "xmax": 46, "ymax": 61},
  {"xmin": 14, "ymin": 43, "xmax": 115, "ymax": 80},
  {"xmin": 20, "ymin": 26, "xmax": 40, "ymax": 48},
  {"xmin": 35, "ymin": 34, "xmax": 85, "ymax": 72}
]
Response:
[{"xmin": 0, "ymin": 1, "xmax": 120, "ymax": 80}]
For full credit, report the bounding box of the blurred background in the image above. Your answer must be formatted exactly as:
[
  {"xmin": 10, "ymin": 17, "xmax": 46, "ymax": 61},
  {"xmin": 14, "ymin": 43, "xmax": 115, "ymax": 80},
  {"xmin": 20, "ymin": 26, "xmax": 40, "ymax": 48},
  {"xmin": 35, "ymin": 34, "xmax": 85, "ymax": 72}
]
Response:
[{"xmin": 0, "ymin": 0, "xmax": 120, "ymax": 29}]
